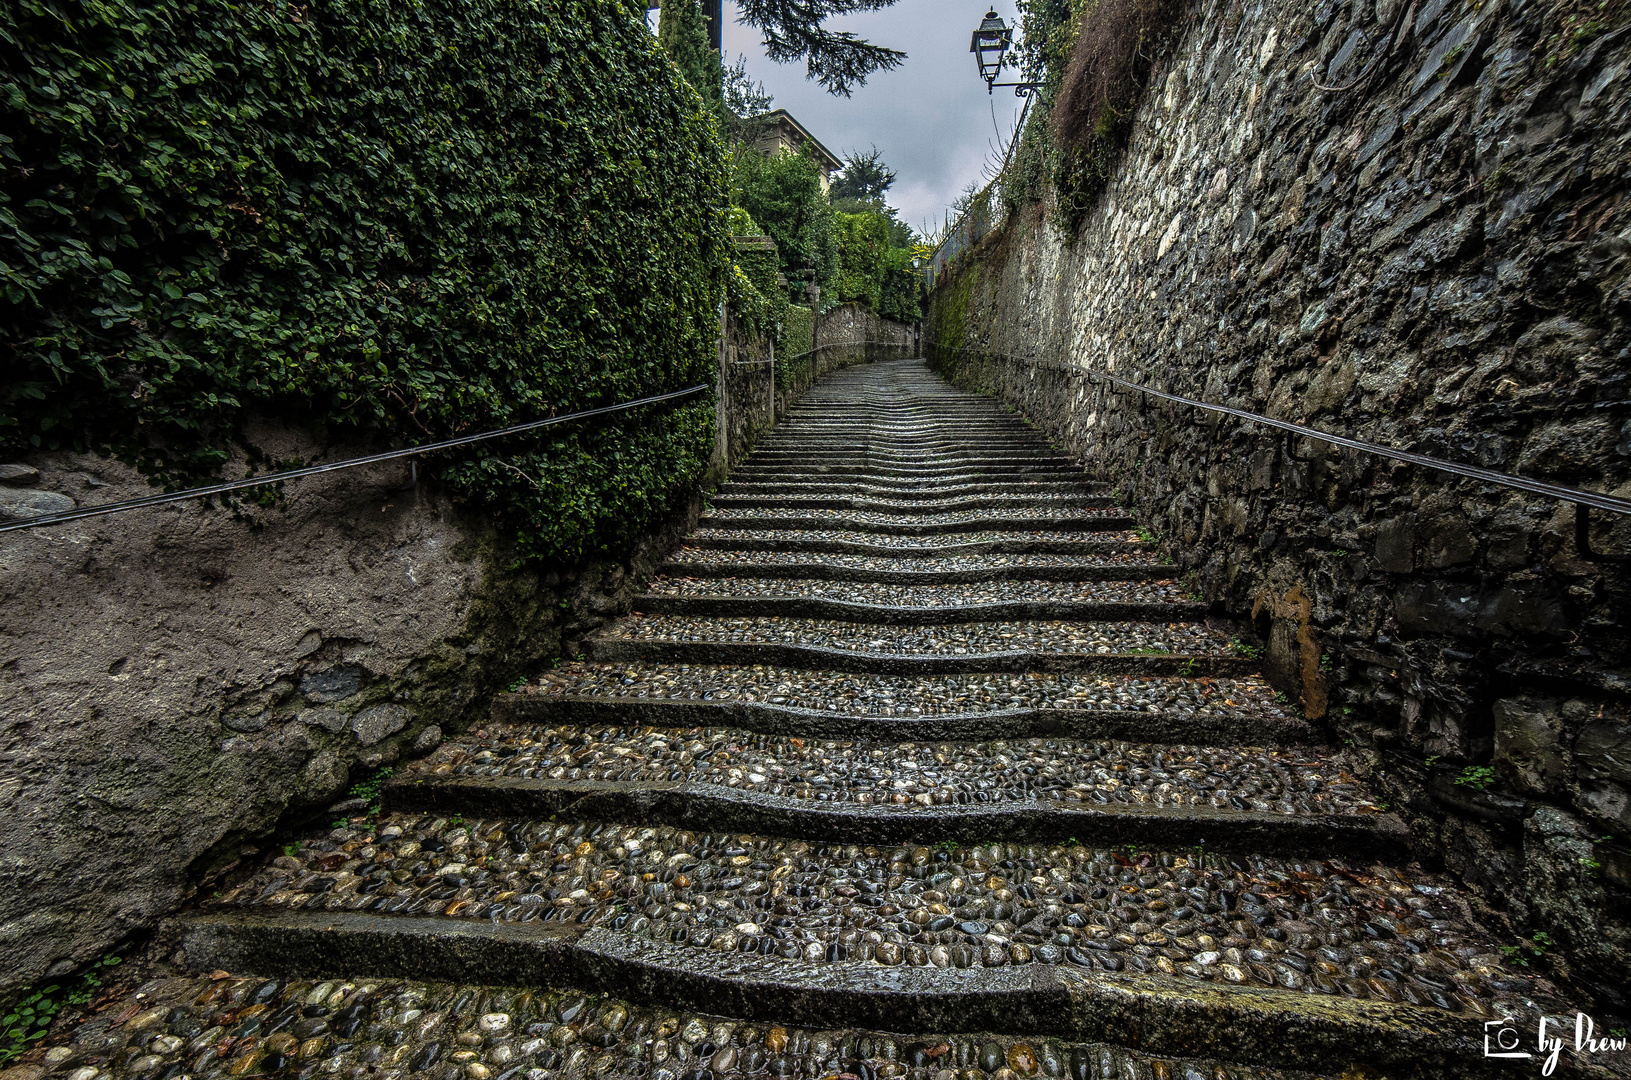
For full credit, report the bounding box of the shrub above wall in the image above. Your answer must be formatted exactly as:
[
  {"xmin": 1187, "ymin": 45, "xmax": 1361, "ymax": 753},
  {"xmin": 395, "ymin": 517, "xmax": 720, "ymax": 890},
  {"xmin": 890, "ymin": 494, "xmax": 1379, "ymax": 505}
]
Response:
[{"xmin": 0, "ymin": 0, "xmax": 729, "ymax": 563}]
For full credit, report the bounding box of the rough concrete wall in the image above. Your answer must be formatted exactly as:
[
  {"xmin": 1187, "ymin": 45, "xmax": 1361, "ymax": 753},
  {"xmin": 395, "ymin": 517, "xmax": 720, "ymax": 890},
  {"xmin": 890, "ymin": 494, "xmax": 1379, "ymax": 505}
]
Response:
[
  {"xmin": 924, "ymin": 0, "xmax": 1631, "ymax": 998},
  {"xmin": 0, "ymin": 411, "xmax": 716, "ymax": 993}
]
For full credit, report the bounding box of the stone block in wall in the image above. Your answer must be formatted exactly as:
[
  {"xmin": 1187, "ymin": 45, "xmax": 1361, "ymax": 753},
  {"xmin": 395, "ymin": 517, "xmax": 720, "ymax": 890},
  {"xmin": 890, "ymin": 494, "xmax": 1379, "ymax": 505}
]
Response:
[
  {"xmin": 1374, "ymin": 516, "xmax": 1415, "ymax": 573},
  {"xmin": 1576, "ymin": 721, "xmax": 1631, "ymax": 831},
  {"xmin": 1519, "ymin": 806, "xmax": 1620, "ymax": 975},
  {"xmin": 1493, "ymin": 697, "xmax": 1569, "ymax": 798}
]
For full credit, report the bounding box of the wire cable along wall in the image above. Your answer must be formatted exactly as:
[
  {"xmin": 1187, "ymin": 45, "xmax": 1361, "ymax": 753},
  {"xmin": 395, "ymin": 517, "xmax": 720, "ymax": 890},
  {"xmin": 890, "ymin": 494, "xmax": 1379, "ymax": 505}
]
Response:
[
  {"xmin": 929, "ymin": 344, "xmax": 1631, "ymax": 561},
  {"xmin": 0, "ymin": 385, "xmax": 711, "ymax": 536}
]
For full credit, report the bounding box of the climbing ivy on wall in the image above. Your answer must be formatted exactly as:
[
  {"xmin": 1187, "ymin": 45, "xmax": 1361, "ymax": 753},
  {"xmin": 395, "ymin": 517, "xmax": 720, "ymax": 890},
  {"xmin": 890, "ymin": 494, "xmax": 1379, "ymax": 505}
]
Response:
[
  {"xmin": 1007, "ymin": 0, "xmax": 1184, "ymax": 232},
  {"xmin": 0, "ymin": 0, "xmax": 729, "ymax": 563}
]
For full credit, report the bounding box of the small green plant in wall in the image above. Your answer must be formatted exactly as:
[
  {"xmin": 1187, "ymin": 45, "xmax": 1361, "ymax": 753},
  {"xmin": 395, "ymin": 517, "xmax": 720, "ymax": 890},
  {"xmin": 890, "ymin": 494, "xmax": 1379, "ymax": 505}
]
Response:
[
  {"xmin": 349, "ymin": 767, "xmax": 395, "ymax": 818},
  {"xmin": 1229, "ymin": 638, "xmax": 1261, "ymax": 660},
  {"xmin": 1454, "ymin": 766, "xmax": 1497, "ymax": 791},
  {"xmin": 1, "ymin": 956, "xmax": 122, "ymax": 1064},
  {"xmin": 1500, "ymin": 932, "xmax": 1553, "ymax": 967}
]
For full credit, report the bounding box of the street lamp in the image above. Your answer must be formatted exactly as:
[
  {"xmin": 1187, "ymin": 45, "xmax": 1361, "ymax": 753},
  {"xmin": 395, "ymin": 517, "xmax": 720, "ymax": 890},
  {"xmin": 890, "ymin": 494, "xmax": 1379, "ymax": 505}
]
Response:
[{"xmin": 969, "ymin": 9, "xmax": 1040, "ymax": 97}]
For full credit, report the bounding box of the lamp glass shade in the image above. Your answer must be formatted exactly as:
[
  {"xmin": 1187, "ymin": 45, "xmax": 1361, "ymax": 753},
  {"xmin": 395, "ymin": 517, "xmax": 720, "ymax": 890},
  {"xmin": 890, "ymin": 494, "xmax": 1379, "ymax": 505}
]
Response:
[{"xmin": 969, "ymin": 9, "xmax": 1012, "ymax": 83}]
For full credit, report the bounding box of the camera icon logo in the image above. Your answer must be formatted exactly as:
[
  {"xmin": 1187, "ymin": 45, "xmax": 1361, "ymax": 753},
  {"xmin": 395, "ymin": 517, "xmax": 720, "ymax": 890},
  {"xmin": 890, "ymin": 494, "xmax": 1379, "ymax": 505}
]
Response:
[{"xmin": 1485, "ymin": 1018, "xmax": 1532, "ymax": 1059}]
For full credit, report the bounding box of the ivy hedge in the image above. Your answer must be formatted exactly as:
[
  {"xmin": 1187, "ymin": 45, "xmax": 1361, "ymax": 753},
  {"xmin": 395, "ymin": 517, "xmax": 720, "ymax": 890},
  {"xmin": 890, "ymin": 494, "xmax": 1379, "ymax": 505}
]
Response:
[{"xmin": 1, "ymin": 0, "xmax": 729, "ymax": 562}]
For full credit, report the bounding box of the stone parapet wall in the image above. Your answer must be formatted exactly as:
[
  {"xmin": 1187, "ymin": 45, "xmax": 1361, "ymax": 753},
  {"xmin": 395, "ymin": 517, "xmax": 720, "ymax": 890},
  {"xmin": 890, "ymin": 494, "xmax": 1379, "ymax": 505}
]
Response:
[
  {"xmin": 771, "ymin": 304, "xmax": 919, "ymax": 416},
  {"xmin": 925, "ymin": 0, "xmax": 1631, "ymax": 995}
]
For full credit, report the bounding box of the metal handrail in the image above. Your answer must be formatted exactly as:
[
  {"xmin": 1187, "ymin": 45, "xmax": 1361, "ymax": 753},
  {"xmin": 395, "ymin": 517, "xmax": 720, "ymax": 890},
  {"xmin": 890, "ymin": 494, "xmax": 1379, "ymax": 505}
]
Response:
[
  {"xmin": 930, "ymin": 344, "xmax": 1631, "ymax": 559},
  {"xmin": 0, "ymin": 384, "xmax": 711, "ymax": 536}
]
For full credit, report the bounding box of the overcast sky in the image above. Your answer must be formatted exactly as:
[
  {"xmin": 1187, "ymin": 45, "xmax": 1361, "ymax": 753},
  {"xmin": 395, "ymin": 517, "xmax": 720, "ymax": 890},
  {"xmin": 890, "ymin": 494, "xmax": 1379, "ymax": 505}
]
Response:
[{"xmin": 652, "ymin": 1, "xmax": 1031, "ymax": 238}]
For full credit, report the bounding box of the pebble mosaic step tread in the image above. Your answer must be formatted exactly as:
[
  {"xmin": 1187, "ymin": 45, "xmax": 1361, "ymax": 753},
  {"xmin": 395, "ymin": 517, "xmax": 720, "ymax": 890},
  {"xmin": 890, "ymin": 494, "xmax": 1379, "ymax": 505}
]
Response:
[
  {"xmin": 503, "ymin": 665, "xmax": 1314, "ymax": 745},
  {"xmin": 729, "ymin": 464, "xmax": 1090, "ymax": 477},
  {"xmin": 384, "ymin": 727, "xmax": 1403, "ymax": 852},
  {"xmin": 639, "ymin": 579, "xmax": 1195, "ymax": 618},
  {"xmin": 584, "ymin": 616, "xmax": 1248, "ymax": 677},
  {"xmin": 188, "ymin": 817, "xmax": 1571, "ymax": 1074},
  {"xmin": 632, "ymin": 599, "xmax": 1203, "ymax": 628},
  {"xmin": 682, "ymin": 531, "xmax": 1151, "ymax": 557},
  {"xmin": 696, "ymin": 514, "xmax": 1139, "ymax": 537},
  {"xmin": 720, "ymin": 484, "xmax": 1105, "ymax": 501},
  {"xmin": 708, "ymin": 496, "xmax": 1117, "ymax": 515},
  {"xmin": 662, "ymin": 550, "xmax": 1171, "ymax": 582},
  {"xmin": 740, "ymin": 460, "xmax": 1082, "ymax": 473},
  {"xmin": 35, "ymin": 974, "xmax": 1363, "ymax": 1080}
]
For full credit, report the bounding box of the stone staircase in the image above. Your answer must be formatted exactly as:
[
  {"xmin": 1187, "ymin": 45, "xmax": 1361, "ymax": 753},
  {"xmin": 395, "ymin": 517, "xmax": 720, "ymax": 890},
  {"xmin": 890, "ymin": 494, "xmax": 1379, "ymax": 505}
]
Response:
[{"xmin": 50, "ymin": 360, "xmax": 1611, "ymax": 1080}]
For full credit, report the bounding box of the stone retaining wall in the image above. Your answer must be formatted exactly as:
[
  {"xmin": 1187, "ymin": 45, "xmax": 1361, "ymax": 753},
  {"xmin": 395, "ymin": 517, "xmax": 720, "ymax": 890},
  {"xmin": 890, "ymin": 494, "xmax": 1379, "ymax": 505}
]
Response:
[
  {"xmin": 0, "ymin": 387, "xmax": 753, "ymax": 992},
  {"xmin": 925, "ymin": 0, "xmax": 1631, "ymax": 996}
]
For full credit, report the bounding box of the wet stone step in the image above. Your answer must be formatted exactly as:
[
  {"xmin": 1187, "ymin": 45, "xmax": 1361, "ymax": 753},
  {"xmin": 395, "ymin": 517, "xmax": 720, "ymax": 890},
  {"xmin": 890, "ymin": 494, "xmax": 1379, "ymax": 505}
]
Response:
[
  {"xmin": 523, "ymin": 665, "xmax": 1294, "ymax": 723},
  {"xmin": 36, "ymin": 973, "xmax": 1346, "ymax": 1080},
  {"xmin": 642, "ymin": 577, "xmax": 1192, "ymax": 608},
  {"xmin": 506, "ymin": 665, "xmax": 1314, "ymax": 747},
  {"xmin": 707, "ymin": 495, "xmax": 1116, "ymax": 514},
  {"xmin": 586, "ymin": 616, "xmax": 1246, "ymax": 676},
  {"xmin": 727, "ymin": 463, "xmax": 1091, "ymax": 477},
  {"xmin": 663, "ymin": 548, "xmax": 1166, "ymax": 580},
  {"xmin": 682, "ymin": 530, "xmax": 1149, "ymax": 557},
  {"xmin": 413, "ymin": 725, "xmax": 1386, "ymax": 820},
  {"xmin": 209, "ymin": 816, "xmax": 1539, "ymax": 1023},
  {"xmin": 719, "ymin": 483, "xmax": 1104, "ymax": 500},
  {"xmin": 696, "ymin": 512, "xmax": 1137, "ymax": 537},
  {"xmin": 743, "ymin": 460, "xmax": 1082, "ymax": 473}
]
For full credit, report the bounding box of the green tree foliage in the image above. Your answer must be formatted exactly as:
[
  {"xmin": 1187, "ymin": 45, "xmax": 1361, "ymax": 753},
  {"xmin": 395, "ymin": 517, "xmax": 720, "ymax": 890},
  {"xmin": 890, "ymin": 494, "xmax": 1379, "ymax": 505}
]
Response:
[
  {"xmin": 832, "ymin": 210, "xmax": 920, "ymax": 322},
  {"xmin": 732, "ymin": 148, "xmax": 837, "ymax": 298},
  {"xmin": 723, "ymin": 54, "xmax": 775, "ymax": 119},
  {"xmin": 659, "ymin": 0, "xmax": 726, "ymax": 118},
  {"xmin": 1, "ymin": 0, "xmax": 728, "ymax": 564},
  {"xmin": 827, "ymin": 147, "xmax": 919, "ymax": 320},
  {"xmin": 737, "ymin": 0, "xmax": 906, "ymax": 95},
  {"xmin": 829, "ymin": 147, "xmax": 898, "ymax": 204},
  {"xmin": 832, "ymin": 211, "xmax": 890, "ymax": 311},
  {"xmin": 880, "ymin": 247, "xmax": 923, "ymax": 323}
]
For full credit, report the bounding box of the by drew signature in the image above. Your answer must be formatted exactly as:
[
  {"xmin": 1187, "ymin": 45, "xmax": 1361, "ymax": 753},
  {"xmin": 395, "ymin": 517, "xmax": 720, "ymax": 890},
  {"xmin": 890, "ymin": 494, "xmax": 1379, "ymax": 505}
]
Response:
[{"xmin": 1485, "ymin": 1014, "xmax": 1628, "ymax": 1075}]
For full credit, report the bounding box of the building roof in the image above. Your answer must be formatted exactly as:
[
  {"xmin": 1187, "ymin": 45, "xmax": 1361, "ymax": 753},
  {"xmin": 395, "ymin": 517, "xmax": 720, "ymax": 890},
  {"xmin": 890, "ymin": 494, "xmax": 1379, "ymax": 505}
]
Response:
[{"xmin": 752, "ymin": 109, "xmax": 843, "ymax": 173}]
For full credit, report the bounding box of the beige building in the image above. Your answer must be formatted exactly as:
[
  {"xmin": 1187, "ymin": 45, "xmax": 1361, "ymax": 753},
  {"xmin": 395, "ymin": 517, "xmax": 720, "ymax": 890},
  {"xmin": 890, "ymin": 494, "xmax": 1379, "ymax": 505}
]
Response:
[{"xmin": 747, "ymin": 109, "xmax": 843, "ymax": 194}]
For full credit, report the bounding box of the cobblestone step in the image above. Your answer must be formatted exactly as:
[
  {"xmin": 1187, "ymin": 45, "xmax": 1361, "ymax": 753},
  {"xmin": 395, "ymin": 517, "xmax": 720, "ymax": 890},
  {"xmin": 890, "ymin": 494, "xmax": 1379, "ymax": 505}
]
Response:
[
  {"xmin": 708, "ymin": 495, "xmax": 1117, "ymax": 514},
  {"xmin": 45, "ymin": 974, "xmax": 1359, "ymax": 1080},
  {"xmin": 662, "ymin": 548, "xmax": 1171, "ymax": 581},
  {"xmin": 696, "ymin": 513, "xmax": 1139, "ymax": 536},
  {"xmin": 682, "ymin": 530, "xmax": 1152, "ymax": 557},
  {"xmin": 720, "ymin": 481, "xmax": 1104, "ymax": 500},
  {"xmin": 382, "ymin": 727, "xmax": 1403, "ymax": 854},
  {"xmin": 584, "ymin": 615, "xmax": 1246, "ymax": 677},
  {"xmin": 180, "ymin": 813, "xmax": 1569, "ymax": 1076},
  {"xmin": 746, "ymin": 460, "xmax": 1089, "ymax": 473},
  {"xmin": 501, "ymin": 665, "xmax": 1315, "ymax": 745},
  {"xmin": 637, "ymin": 579, "xmax": 1194, "ymax": 620}
]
